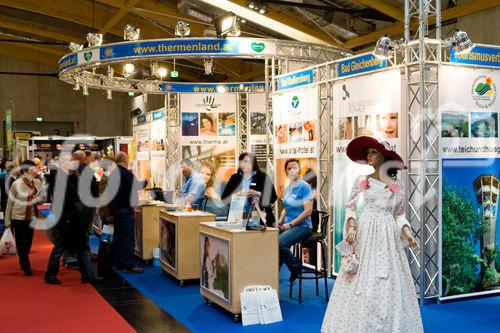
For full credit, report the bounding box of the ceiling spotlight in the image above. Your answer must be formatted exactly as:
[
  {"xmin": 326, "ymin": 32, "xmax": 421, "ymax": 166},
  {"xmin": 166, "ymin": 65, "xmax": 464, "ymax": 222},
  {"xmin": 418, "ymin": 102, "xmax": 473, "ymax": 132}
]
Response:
[
  {"xmin": 175, "ymin": 21, "xmax": 191, "ymax": 37},
  {"xmin": 123, "ymin": 24, "xmax": 140, "ymax": 41},
  {"xmin": 204, "ymin": 58, "xmax": 214, "ymax": 75},
  {"xmin": 259, "ymin": 8, "xmax": 266, "ymax": 14},
  {"xmin": 86, "ymin": 33, "xmax": 103, "ymax": 47},
  {"xmin": 82, "ymin": 84, "xmax": 89, "ymax": 96},
  {"xmin": 248, "ymin": 2, "xmax": 255, "ymax": 9},
  {"xmin": 150, "ymin": 61, "xmax": 159, "ymax": 77},
  {"xmin": 73, "ymin": 81, "xmax": 80, "ymax": 91},
  {"xmin": 123, "ymin": 63, "xmax": 135, "ymax": 77},
  {"xmin": 158, "ymin": 67, "xmax": 168, "ymax": 78},
  {"xmin": 107, "ymin": 89, "xmax": 112, "ymax": 100},
  {"xmin": 373, "ymin": 35, "xmax": 393, "ymax": 59},
  {"xmin": 68, "ymin": 42, "xmax": 83, "ymax": 52},
  {"xmin": 215, "ymin": 14, "xmax": 241, "ymax": 38},
  {"xmin": 450, "ymin": 30, "xmax": 474, "ymax": 55},
  {"xmin": 240, "ymin": 18, "xmax": 246, "ymax": 24}
]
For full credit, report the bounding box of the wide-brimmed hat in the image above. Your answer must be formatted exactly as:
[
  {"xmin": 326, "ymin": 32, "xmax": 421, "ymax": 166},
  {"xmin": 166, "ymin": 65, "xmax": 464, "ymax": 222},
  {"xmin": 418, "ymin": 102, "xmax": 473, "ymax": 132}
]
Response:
[{"xmin": 346, "ymin": 136, "xmax": 406, "ymax": 169}]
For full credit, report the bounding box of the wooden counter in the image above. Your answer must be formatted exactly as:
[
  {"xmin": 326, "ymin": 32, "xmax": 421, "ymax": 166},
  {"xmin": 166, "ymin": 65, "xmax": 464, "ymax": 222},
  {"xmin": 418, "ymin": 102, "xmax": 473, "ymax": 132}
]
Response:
[
  {"xmin": 159, "ymin": 211, "xmax": 216, "ymax": 285},
  {"xmin": 134, "ymin": 204, "xmax": 165, "ymax": 260},
  {"xmin": 199, "ymin": 222, "xmax": 279, "ymax": 320}
]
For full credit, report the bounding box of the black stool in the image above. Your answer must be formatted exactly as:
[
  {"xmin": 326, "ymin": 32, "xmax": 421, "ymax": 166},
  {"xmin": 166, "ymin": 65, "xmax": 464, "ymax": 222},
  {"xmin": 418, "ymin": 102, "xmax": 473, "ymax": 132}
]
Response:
[{"xmin": 289, "ymin": 210, "xmax": 330, "ymax": 303}]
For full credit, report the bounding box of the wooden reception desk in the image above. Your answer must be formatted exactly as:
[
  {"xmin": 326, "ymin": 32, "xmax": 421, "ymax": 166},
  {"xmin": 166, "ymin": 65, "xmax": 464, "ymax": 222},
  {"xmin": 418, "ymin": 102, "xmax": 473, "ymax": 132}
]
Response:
[
  {"xmin": 134, "ymin": 203, "xmax": 166, "ymax": 260},
  {"xmin": 198, "ymin": 222, "xmax": 279, "ymax": 321},
  {"xmin": 159, "ymin": 211, "xmax": 216, "ymax": 286}
]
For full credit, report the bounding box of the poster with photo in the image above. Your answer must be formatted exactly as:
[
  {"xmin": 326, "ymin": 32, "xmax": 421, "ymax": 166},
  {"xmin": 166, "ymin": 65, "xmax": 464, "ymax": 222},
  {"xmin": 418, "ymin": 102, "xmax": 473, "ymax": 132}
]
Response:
[
  {"xmin": 200, "ymin": 233, "xmax": 231, "ymax": 303},
  {"xmin": 272, "ymin": 85, "xmax": 319, "ymax": 198},
  {"xmin": 248, "ymin": 94, "xmax": 269, "ymax": 171},
  {"xmin": 160, "ymin": 217, "xmax": 176, "ymax": 271},
  {"xmin": 180, "ymin": 93, "xmax": 238, "ymax": 195},
  {"xmin": 439, "ymin": 66, "xmax": 500, "ymax": 298},
  {"xmin": 135, "ymin": 123, "xmax": 151, "ymax": 161},
  {"xmin": 150, "ymin": 109, "xmax": 166, "ymax": 189},
  {"xmin": 332, "ymin": 69, "xmax": 402, "ymax": 273}
]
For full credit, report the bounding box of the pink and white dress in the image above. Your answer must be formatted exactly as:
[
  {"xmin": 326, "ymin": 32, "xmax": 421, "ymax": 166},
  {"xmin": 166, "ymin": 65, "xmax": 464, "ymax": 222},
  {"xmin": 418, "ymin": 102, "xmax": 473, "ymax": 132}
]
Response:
[{"xmin": 321, "ymin": 175, "xmax": 423, "ymax": 333}]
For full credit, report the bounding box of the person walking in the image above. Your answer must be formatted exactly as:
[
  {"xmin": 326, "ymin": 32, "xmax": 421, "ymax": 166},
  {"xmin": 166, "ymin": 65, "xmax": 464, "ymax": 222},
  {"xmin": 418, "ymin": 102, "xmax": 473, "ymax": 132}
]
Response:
[{"xmin": 4, "ymin": 160, "xmax": 44, "ymax": 276}]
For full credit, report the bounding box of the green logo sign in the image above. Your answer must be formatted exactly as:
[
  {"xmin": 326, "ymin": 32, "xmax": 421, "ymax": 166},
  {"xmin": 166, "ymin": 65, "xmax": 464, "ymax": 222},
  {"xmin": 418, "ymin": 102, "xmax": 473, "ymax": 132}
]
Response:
[
  {"xmin": 291, "ymin": 96, "xmax": 299, "ymax": 109},
  {"xmin": 84, "ymin": 51, "xmax": 92, "ymax": 61},
  {"xmin": 251, "ymin": 42, "xmax": 265, "ymax": 53}
]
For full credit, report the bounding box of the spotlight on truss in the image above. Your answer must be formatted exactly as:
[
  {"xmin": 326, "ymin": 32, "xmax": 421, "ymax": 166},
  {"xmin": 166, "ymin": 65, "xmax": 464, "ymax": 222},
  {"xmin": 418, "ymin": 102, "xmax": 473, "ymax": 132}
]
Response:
[
  {"xmin": 86, "ymin": 33, "xmax": 103, "ymax": 47},
  {"xmin": 123, "ymin": 24, "xmax": 140, "ymax": 41},
  {"xmin": 175, "ymin": 21, "xmax": 191, "ymax": 37}
]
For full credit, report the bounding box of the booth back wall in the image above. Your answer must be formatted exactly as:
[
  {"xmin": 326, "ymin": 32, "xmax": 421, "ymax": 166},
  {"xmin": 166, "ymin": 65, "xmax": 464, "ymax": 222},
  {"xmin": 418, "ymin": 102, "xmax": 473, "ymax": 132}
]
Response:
[{"xmin": 0, "ymin": 55, "xmax": 130, "ymax": 148}]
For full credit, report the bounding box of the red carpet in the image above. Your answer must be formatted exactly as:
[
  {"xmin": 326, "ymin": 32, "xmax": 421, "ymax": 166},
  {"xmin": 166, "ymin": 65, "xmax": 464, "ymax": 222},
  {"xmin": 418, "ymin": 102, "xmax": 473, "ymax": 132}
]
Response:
[{"xmin": 0, "ymin": 231, "xmax": 135, "ymax": 333}]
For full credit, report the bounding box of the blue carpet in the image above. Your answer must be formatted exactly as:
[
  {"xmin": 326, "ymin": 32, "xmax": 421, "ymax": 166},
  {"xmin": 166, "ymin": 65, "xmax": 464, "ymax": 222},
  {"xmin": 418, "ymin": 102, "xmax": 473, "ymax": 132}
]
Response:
[{"xmin": 90, "ymin": 236, "xmax": 500, "ymax": 332}]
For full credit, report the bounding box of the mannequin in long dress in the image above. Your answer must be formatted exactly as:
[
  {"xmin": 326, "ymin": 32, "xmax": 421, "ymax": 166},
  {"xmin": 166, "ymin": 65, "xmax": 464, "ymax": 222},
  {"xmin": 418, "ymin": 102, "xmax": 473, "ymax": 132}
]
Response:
[{"xmin": 321, "ymin": 147, "xmax": 423, "ymax": 333}]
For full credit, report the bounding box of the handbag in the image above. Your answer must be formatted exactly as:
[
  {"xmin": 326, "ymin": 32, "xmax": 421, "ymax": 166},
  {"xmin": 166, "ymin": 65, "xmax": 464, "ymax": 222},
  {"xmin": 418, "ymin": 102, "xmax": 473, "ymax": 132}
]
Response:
[
  {"xmin": 343, "ymin": 244, "xmax": 359, "ymax": 275},
  {"xmin": 245, "ymin": 203, "xmax": 267, "ymax": 231}
]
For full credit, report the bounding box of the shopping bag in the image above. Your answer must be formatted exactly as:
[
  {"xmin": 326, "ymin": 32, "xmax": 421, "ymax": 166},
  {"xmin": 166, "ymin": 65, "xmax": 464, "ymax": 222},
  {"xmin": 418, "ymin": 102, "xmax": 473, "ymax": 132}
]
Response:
[
  {"xmin": 240, "ymin": 285, "xmax": 282, "ymax": 326},
  {"xmin": 0, "ymin": 228, "xmax": 16, "ymax": 254}
]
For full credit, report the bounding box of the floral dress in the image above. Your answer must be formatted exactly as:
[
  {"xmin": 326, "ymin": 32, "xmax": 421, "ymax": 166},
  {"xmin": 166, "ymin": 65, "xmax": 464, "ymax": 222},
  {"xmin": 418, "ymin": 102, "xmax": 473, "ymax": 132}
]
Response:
[{"xmin": 321, "ymin": 175, "xmax": 423, "ymax": 333}]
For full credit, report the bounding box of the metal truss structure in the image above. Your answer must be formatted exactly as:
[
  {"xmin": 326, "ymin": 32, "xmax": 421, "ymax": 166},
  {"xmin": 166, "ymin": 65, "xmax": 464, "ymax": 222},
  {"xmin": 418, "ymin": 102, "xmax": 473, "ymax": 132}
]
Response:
[{"xmin": 404, "ymin": 0, "xmax": 441, "ymax": 303}]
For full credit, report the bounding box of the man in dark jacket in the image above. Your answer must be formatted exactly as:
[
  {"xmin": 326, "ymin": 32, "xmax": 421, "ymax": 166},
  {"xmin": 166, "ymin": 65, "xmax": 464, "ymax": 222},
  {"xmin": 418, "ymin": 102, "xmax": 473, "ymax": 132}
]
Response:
[
  {"xmin": 108, "ymin": 152, "xmax": 147, "ymax": 274},
  {"xmin": 44, "ymin": 152, "xmax": 99, "ymax": 284}
]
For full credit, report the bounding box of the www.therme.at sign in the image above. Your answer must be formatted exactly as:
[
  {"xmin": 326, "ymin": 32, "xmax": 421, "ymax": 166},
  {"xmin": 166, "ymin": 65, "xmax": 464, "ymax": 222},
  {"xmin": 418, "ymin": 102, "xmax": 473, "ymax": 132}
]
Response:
[
  {"xmin": 278, "ymin": 69, "xmax": 314, "ymax": 91},
  {"xmin": 160, "ymin": 82, "xmax": 265, "ymax": 93},
  {"xmin": 337, "ymin": 53, "xmax": 387, "ymax": 78},
  {"xmin": 450, "ymin": 45, "xmax": 500, "ymax": 67}
]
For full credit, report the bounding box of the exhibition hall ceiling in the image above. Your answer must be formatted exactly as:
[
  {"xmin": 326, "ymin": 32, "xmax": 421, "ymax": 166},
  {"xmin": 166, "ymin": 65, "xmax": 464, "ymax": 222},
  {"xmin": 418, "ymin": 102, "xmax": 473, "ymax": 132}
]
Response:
[{"xmin": 0, "ymin": 0, "xmax": 496, "ymax": 82}]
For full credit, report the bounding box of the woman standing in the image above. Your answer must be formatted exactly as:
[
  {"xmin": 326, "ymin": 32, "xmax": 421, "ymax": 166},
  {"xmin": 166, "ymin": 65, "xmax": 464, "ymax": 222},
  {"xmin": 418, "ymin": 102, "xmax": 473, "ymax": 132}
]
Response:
[
  {"xmin": 221, "ymin": 152, "xmax": 277, "ymax": 226},
  {"xmin": 5, "ymin": 160, "xmax": 44, "ymax": 276},
  {"xmin": 321, "ymin": 136, "xmax": 422, "ymax": 333},
  {"xmin": 277, "ymin": 159, "xmax": 313, "ymax": 282}
]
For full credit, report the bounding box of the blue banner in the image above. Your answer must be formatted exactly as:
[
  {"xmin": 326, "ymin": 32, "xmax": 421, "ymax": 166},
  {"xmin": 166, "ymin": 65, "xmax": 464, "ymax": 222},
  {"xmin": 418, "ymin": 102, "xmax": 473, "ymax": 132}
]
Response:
[
  {"xmin": 450, "ymin": 45, "xmax": 500, "ymax": 67},
  {"xmin": 101, "ymin": 39, "xmax": 239, "ymax": 60},
  {"xmin": 59, "ymin": 53, "xmax": 77, "ymax": 71},
  {"xmin": 278, "ymin": 69, "xmax": 314, "ymax": 91},
  {"xmin": 160, "ymin": 82, "xmax": 265, "ymax": 93},
  {"xmin": 337, "ymin": 54, "xmax": 387, "ymax": 77},
  {"xmin": 151, "ymin": 109, "xmax": 164, "ymax": 120}
]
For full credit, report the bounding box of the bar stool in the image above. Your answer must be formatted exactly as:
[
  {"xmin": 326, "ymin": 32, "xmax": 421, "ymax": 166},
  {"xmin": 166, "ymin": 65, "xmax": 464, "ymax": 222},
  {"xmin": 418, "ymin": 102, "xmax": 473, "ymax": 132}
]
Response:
[{"xmin": 289, "ymin": 210, "xmax": 330, "ymax": 303}]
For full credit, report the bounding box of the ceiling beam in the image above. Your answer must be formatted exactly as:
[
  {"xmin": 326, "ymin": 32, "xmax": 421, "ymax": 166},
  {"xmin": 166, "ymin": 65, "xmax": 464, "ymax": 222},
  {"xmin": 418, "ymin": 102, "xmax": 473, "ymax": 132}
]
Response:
[
  {"xmin": 0, "ymin": 14, "xmax": 82, "ymax": 43},
  {"xmin": 0, "ymin": 43, "xmax": 62, "ymax": 68},
  {"xmin": 100, "ymin": 0, "xmax": 142, "ymax": 35},
  {"xmin": 0, "ymin": 41, "xmax": 65, "ymax": 56},
  {"xmin": 345, "ymin": 0, "xmax": 500, "ymax": 49},
  {"xmin": 237, "ymin": 67, "xmax": 264, "ymax": 81},
  {"xmin": 350, "ymin": 0, "xmax": 404, "ymax": 22},
  {"xmin": 198, "ymin": 0, "xmax": 346, "ymax": 47}
]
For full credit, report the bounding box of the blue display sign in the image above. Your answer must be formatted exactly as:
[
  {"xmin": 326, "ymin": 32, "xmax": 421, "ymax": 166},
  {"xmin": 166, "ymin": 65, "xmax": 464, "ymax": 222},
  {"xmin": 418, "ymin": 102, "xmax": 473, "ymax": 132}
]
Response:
[
  {"xmin": 58, "ymin": 53, "xmax": 77, "ymax": 71},
  {"xmin": 450, "ymin": 45, "xmax": 500, "ymax": 67},
  {"xmin": 101, "ymin": 39, "xmax": 239, "ymax": 60},
  {"xmin": 278, "ymin": 69, "xmax": 314, "ymax": 91},
  {"xmin": 160, "ymin": 82, "xmax": 265, "ymax": 93},
  {"xmin": 151, "ymin": 109, "xmax": 164, "ymax": 120},
  {"xmin": 337, "ymin": 54, "xmax": 387, "ymax": 78}
]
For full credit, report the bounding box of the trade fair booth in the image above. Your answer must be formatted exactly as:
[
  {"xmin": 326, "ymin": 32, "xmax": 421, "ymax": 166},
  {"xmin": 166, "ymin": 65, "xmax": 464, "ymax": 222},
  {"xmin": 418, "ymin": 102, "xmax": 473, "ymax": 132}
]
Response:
[{"xmin": 56, "ymin": 0, "xmax": 500, "ymax": 325}]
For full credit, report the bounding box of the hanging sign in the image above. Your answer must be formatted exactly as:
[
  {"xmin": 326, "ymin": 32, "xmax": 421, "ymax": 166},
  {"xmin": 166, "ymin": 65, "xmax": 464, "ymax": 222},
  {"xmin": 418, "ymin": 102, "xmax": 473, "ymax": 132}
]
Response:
[
  {"xmin": 337, "ymin": 53, "xmax": 387, "ymax": 78},
  {"xmin": 277, "ymin": 69, "xmax": 314, "ymax": 91},
  {"xmin": 450, "ymin": 45, "xmax": 500, "ymax": 67}
]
